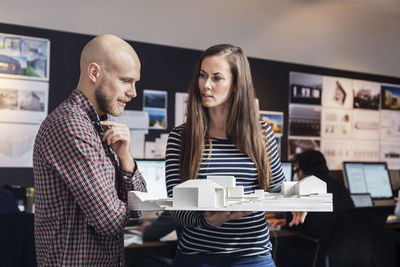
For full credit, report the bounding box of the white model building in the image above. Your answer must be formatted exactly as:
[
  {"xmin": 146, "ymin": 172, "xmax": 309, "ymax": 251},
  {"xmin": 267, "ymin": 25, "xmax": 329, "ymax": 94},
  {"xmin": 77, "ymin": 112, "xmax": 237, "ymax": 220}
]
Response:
[{"xmin": 128, "ymin": 175, "xmax": 333, "ymax": 212}]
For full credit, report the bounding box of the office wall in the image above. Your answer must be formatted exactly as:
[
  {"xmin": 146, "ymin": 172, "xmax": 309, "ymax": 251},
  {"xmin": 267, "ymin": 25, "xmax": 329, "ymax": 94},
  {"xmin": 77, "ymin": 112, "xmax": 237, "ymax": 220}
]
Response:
[
  {"xmin": 0, "ymin": 0, "xmax": 399, "ymax": 78},
  {"xmin": 0, "ymin": 23, "xmax": 399, "ymax": 187}
]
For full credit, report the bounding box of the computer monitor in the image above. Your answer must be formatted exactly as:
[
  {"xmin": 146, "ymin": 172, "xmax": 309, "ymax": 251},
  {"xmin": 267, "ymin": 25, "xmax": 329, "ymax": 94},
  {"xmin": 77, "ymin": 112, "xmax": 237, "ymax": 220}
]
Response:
[
  {"xmin": 342, "ymin": 162, "xmax": 393, "ymax": 202},
  {"xmin": 281, "ymin": 161, "xmax": 293, "ymax": 182},
  {"xmin": 135, "ymin": 159, "xmax": 167, "ymax": 199}
]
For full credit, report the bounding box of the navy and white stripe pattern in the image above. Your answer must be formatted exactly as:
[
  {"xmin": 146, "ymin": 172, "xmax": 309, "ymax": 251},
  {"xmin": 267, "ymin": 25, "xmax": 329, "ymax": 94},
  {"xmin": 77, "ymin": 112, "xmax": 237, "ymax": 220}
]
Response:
[{"xmin": 165, "ymin": 121, "xmax": 285, "ymax": 257}]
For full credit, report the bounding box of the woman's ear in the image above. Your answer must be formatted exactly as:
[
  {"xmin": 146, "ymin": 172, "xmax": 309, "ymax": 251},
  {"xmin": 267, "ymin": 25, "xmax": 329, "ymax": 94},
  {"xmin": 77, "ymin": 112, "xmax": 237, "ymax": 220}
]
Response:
[{"xmin": 88, "ymin": 62, "xmax": 101, "ymax": 83}]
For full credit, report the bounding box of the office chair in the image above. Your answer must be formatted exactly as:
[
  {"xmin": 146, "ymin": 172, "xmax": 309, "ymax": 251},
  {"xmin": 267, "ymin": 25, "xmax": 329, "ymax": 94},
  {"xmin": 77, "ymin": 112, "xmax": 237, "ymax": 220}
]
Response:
[
  {"xmin": 296, "ymin": 206, "xmax": 391, "ymax": 267},
  {"xmin": 0, "ymin": 213, "xmax": 37, "ymax": 267}
]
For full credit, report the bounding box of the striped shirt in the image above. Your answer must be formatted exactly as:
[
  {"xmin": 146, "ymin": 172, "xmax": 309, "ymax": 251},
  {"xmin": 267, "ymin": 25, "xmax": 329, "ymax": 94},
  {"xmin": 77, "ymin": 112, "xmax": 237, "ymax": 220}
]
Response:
[
  {"xmin": 165, "ymin": 121, "xmax": 284, "ymax": 257},
  {"xmin": 33, "ymin": 90, "xmax": 146, "ymax": 266}
]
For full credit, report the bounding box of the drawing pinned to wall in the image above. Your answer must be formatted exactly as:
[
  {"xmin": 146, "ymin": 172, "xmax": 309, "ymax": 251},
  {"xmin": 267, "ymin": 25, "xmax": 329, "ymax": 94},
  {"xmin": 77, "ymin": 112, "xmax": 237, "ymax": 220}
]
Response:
[
  {"xmin": 289, "ymin": 104, "xmax": 321, "ymax": 137},
  {"xmin": 352, "ymin": 80, "xmax": 380, "ymax": 110},
  {"xmin": 0, "ymin": 123, "xmax": 40, "ymax": 167},
  {"xmin": 259, "ymin": 110, "xmax": 283, "ymax": 137},
  {"xmin": 380, "ymin": 143, "xmax": 400, "ymax": 170},
  {"xmin": 0, "ymin": 74, "xmax": 48, "ymax": 123},
  {"xmin": 289, "ymin": 72, "xmax": 322, "ymax": 105},
  {"xmin": 352, "ymin": 109, "xmax": 380, "ymax": 141},
  {"xmin": 321, "ymin": 108, "xmax": 352, "ymax": 139},
  {"xmin": 175, "ymin": 92, "xmax": 188, "ymax": 126},
  {"xmin": 0, "ymin": 33, "xmax": 50, "ymax": 81},
  {"xmin": 288, "ymin": 138, "xmax": 320, "ymax": 160},
  {"xmin": 381, "ymin": 84, "xmax": 400, "ymax": 110},
  {"xmin": 322, "ymin": 77, "xmax": 353, "ymax": 109},
  {"xmin": 380, "ymin": 110, "xmax": 400, "ymax": 141},
  {"xmin": 143, "ymin": 89, "xmax": 167, "ymax": 129}
]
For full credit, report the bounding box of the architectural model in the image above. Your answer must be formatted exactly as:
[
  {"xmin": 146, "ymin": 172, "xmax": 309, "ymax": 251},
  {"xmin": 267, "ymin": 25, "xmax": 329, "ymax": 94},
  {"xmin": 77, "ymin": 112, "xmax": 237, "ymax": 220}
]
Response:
[{"xmin": 128, "ymin": 175, "xmax": 333, "ymax": 212}]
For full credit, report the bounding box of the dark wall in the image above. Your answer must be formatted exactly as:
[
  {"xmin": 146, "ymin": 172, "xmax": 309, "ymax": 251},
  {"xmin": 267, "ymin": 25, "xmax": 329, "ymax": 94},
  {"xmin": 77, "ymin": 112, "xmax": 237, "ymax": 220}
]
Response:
[{"xmin": 1, "ymin": 22, "xmax": 399, "ymax": 187}]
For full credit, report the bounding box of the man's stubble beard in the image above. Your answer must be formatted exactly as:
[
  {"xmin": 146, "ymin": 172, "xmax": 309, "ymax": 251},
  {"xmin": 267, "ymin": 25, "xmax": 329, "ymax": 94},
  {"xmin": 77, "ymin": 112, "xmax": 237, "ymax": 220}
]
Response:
[{"xmin": 95, "ymin": 84, "xmax": 123, "ymax": 117}]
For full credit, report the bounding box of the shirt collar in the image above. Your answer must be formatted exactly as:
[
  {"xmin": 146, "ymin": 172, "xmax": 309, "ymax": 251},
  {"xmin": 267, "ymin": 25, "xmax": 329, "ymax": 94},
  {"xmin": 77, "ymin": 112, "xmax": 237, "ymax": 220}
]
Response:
[{"xmin": 71, "ymin": 89, "xmax": 108, "ymax": 123}]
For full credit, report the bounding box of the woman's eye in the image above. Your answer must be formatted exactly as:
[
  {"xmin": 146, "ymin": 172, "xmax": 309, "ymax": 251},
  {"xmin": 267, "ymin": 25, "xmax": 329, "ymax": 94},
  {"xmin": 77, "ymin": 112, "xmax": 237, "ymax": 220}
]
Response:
[
  {"xmin": 213, "ymin": 76, "xmax": 221, "ymax": 81},
  {"xmin": 199, "ymin": 73, "xmax": 206, "ymax": 78}
]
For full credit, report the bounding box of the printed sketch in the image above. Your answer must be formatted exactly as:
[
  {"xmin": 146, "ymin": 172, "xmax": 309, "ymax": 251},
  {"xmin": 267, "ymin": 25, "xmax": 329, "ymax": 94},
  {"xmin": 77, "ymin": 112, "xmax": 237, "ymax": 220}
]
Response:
[
  {"xmin": 0, "ymin": 123, "xmax": 40, "ymax": 167},
  {"xmin": 380, "ymin": 110, "xmax": 400, "ymax": 142},
  {"xmin": 128, "ymin": 176, "xmax": 333, "ymax": 212},
  {"xmin": 0, "ymin": 79, "xmax": 48, "ymax": 123},
  {"xmin": 322, "ymin": 76, "xmax": 353, "ymax": 109},
  {"xmin": 321, "ymin": 108, "xmax": 352, "ymax": 139},
  {"xmin": 380, "ymin": 143, "xmax": 400, "ymax": 170},
  {"xmin": 352, "ymin": 109, "xmax": 380, "ymax": 141}
]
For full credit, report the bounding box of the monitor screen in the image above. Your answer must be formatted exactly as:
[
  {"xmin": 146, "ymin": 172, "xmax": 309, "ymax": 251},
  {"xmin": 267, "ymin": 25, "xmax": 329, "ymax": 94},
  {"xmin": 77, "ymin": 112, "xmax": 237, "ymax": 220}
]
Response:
[
  {"xmin": 136, "ymin": 159, "xmax": 167, "ymax": 199},
  {"xmin": 343, "ymin": 162, "xmax": 393, "ymax": 199},
  {"xmin": 281, "ymin": 161, "xmax": 293, "ymax": 182}
]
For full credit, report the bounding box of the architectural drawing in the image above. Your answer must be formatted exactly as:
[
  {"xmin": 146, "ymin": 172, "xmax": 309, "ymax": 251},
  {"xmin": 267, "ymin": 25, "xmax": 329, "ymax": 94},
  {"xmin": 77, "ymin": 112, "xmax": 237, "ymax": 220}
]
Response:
[{"xmin": 128, "ymin": 175, "xmax": 333, "ymax": 212}]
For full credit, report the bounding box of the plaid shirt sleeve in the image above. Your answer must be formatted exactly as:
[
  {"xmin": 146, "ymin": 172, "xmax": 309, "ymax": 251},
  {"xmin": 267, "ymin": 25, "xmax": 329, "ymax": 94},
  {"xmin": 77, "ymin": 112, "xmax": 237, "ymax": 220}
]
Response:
[{"xmin": 38, "ymin": 114, "xmax": 145, "ymax": 236}]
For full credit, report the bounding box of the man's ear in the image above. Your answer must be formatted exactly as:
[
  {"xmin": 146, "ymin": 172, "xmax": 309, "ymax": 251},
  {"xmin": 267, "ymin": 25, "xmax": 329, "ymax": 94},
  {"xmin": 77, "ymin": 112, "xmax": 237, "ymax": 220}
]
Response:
[{"xmin": 88, "ymin": 63, "xmax": 101, "ymax": 83}]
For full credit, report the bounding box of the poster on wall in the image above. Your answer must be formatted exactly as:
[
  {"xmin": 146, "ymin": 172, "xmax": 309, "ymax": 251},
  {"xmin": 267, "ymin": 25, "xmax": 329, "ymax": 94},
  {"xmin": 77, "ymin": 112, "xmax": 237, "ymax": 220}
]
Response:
[
  {"xmin": 352, "ymin": 80, "xmax": 380, "ymax": 110},
  {"xmin": 143, "ymin": 90, "xmax": 167, "ymax": 129},
  {"xmin": 322, "ymin": 77, "xmax": 353, "ymax": 109},
  {"xmin": 175, "ymin": 92, "xmax": 188, "ymax": 127},
  {"xmin": 352, "ymin": 109, "xmax": 380, "ymax": 141},
  {"xmin": 289, "ymin": 72, "xmax": 322, "ymax": 105},
  {"xmin": 0, "ymin": 33, "xmax": 50, "ymax": 81},
  {"xmin": 380, "ymin": 110, "xmax": 400, "ymax": 141},
  {"xmin": 289, "ymin": 104, "xmax": 321, "ymax": 137},
  {"xmin": 380, "ymin": 143, "xmax": 400, "ymax": 170},
  {"xmin": 0, "ymin": 78, "xmax": 48, "ymax": 123},
  {"xmin": 321, "ymin": 139, "xmax": 380, "ymax": 170},
  {"xmin": 0, "ymin": 123, "xmax": 40, "ymax": 167},
  {"xmin": 321, "ymin": 108, "xmax": 352, "ymax": 139},
  {"xmin": 381, "ymin": 84, "xmax": 400, "ymax": 110},
  {"xmin": 259, "ymin": 110, "xmax": 284, "ymax": 137}
]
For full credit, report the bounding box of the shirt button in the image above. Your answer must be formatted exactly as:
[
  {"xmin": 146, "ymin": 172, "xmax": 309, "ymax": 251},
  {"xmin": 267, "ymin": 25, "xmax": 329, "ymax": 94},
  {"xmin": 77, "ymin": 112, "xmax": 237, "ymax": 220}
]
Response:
[{"xmin": 123, "ymin": 176, "xmax": 128, "ymax": 180}]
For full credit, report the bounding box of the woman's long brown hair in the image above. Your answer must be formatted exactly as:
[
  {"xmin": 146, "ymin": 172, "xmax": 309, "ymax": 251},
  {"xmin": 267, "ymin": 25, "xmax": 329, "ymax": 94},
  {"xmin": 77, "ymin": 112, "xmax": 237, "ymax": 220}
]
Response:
[{"xmin": 179, "ymin": 44, "xmax": 271, "ymax": 190}]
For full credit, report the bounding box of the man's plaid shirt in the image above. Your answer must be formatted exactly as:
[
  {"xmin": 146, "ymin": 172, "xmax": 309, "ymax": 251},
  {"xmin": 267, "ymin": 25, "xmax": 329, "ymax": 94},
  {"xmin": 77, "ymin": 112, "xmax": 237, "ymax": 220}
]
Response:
[{"xmin": 33, "ymin": 90, "xmax": 146, "ymax": 266}]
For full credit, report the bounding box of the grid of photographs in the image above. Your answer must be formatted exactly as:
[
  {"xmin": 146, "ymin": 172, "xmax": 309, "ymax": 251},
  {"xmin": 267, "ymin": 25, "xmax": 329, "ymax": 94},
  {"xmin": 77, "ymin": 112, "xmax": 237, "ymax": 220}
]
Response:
[
  {"xmin": 289, "ymin": 72, "xmax": 400, "ymax": 170},
  {"xmin": 0, "ymin": 33, "xmax": 50, "ymax": 167}
]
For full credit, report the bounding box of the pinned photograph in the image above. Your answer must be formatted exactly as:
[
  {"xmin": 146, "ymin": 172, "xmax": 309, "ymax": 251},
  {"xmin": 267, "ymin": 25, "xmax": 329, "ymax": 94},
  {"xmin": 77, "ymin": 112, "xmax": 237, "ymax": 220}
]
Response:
[
  {"xmin": 260, "ymin": 110, "xmax": 284, "ymax": 136},
  {"xmin": 381, "ymin": 84, "xmax": 400, "ymax": 110},
  {"xmin": 143, "ymin": 90, "xmax": 167, "ymax": 109},
  {"xmin": 352, "ymin": 80, "xmax": 380, "ymax": 110},
  {"xmin": 0, "ymin": 33, "xmax": 50, "ymax": 81},
  {"xmin": 289, "ymin": 104, "xmax": 321, "ymax": 137},
  {"xmin": 144, "ymin": 108, "xmax": 167, "ymax": 129},
  {"xmin": 289, "ymin": 72, "xmax": 322, "ymax": 105}
]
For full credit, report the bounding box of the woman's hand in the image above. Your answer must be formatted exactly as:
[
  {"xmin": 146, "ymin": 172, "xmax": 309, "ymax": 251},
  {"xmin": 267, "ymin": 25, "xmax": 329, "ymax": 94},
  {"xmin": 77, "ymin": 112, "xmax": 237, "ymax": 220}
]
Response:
[
  {"xmin": 204, "ymin": 211, "xmax": 252, "ymax": 227},
  {"xmin": 289, "ymin": 211, "xmax": 307, "ymax": 227}
]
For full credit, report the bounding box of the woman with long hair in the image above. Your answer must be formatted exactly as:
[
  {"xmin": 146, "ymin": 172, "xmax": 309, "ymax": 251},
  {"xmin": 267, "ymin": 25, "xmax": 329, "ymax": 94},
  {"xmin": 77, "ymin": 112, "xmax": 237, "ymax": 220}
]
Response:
[{"xmin": 166, "ymin": 44, "xmax": 306, "ymax": 267}]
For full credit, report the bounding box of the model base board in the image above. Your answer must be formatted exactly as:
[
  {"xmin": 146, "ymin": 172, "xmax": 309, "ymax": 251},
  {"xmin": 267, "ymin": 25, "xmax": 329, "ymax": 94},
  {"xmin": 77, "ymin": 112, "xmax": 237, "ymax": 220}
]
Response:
[{"xmin": 128, "ymin": 175, "xmax": 333, "ymax": 212}]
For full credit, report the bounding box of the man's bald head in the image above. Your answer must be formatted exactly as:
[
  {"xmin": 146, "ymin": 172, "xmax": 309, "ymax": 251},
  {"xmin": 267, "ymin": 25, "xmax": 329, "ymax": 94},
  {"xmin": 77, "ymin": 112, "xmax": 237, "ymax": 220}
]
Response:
[
  {"xmin": 76, "ymin": 34, "xmax": 141, "ymax": 116},
  {"xmin": 80, "ymin": 34, "xmax": 139, "ymax": 75}
]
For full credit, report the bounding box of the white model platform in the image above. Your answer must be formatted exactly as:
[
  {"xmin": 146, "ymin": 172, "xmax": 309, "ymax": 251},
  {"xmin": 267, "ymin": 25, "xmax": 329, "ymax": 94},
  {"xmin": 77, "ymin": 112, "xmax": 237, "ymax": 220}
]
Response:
[{"xmin": 128, "ymin": 175, "xmax": 333, "ymax": 212}]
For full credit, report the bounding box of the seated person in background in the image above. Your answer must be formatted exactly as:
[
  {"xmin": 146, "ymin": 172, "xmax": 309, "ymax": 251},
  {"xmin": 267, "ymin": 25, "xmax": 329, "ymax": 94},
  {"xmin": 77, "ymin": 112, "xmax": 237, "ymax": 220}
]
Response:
[
  {"xmin": 271, "ymin": 150, "xmax": 354, "ymax": 267},
  {"xmin": 0, "ymin": 186, "xmax": 19, "ymax": 214},
  {"xmin": 138, "ymin": 211, "xmax": 182, "ymax": 241}
]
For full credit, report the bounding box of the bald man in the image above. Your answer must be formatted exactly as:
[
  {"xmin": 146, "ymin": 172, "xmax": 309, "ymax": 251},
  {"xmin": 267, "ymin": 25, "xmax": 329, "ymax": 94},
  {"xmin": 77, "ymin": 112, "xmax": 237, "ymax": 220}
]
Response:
[{"xmin": 33, "ymin": 34, "xmax": 146, "ymax": 266}]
